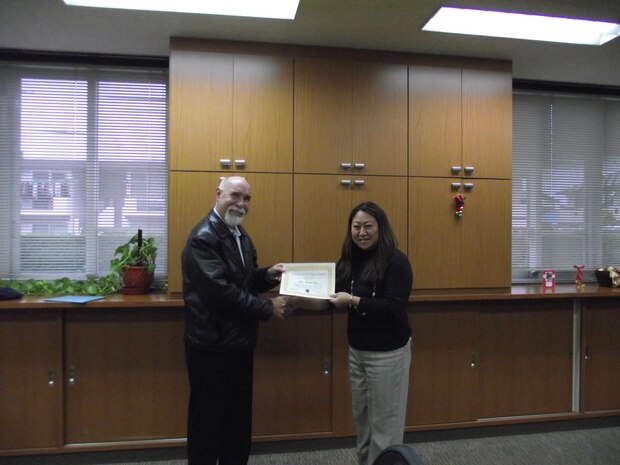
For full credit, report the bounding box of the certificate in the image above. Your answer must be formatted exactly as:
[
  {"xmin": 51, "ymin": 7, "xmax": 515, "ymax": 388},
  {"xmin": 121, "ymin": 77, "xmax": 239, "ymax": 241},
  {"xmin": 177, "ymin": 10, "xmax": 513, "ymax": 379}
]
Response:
[{"xmin": 280, "ymin": 263, "xmax": 335, "ymax": 299}]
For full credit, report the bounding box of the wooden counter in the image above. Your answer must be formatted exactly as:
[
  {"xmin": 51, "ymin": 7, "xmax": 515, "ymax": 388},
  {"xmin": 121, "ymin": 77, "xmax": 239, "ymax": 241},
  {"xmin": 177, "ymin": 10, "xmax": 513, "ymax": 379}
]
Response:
[
  {"xmin": 1, "ymin": 285, "xmax": 618, "ymax": 456},
  {"xmin": 2, "ymin": 283, "xmax": 618, "ymax": 311}
]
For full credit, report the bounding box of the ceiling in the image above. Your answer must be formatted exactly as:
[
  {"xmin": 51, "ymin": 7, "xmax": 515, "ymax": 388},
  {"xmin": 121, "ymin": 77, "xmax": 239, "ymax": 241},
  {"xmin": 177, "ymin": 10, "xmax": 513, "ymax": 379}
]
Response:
[{"xmin": 1, "ymin": 0, "xmax": 619, "ymax": 87}]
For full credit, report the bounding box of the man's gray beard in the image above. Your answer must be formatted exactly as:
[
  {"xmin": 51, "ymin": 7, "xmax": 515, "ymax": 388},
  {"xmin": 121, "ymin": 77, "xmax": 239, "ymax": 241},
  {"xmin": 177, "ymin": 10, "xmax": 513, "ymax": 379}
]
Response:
[{"xmin": 224, "ymin": 208, "xmax": 245, "ymax": 227}]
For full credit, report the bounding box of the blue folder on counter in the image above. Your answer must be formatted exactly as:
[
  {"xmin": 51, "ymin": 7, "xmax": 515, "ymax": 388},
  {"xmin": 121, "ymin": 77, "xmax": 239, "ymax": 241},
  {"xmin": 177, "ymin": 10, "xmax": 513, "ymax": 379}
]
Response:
[{"xmin": 44, "ymin": 295, "xmax": 105, "ymax": 304}]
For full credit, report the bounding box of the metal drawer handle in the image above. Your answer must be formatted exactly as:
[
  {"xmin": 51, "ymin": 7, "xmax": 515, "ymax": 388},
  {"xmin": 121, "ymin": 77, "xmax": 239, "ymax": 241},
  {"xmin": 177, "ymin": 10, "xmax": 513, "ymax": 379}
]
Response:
[
  {"xmin": 451, "ymin": 166, "xmax": 462, "ymax": 173},
  {"xmin": 354, "ymin": 179, "xmax": 365, "ymax": 186},
  {"xmin": 219, "ymin": 159, "xmax": 231, "ymax": 167},
  {"xmin": 464, "ymin": 183, "xmax": 474, "ymax": 190},
  {"xmin": 234, "ymin": 159, "xmax": 246, "ymax": 168},
  {"xmin": 67, "ymin": 365, "xmax": 76, "ymax": 385},
  {"xmin": 354, "ymin": 163, "xmax": 365, "ymax": 170},
  {"xmin": 451, "ymin": 182, "xmax": 462, "ymax": 189},
  {"xmin": 340, "ymin": 162, "xmax": 352, "ymax": 169},
  {"xmin": 340, "ymin": 179, "xmax": 352, "ymax": 186},
  {"xmin": 464, "ymin": 166, "xmax": 475, "ymax": 174}
]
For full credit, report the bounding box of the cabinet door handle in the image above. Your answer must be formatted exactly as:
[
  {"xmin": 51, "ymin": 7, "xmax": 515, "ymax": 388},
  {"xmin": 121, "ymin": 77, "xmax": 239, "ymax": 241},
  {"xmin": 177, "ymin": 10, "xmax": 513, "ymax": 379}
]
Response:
[
  {"xmin": 354, "ymin": 179, "xmax": 365, "ymax": 186},
  {"xmin": 234, "ymin": 159, "xmax": 245, "ymax": 168},
  {"xmin": 584, "ymin": 345, "xmax": 590, "ymax": 359},
  {"xmin": 464, "ymin": 183, "xmax": 474, "ymax": 190},
  {"xmin": 219, "ymin": 159, "xmax": 231, "ymax": 167},
  {"xmin": 323, "ymin": 359, "xmax": 331, "ymax": 376},
  {"xmin": 451, "ymin": 166, "xmax": 462, "ymax": 174},
  {"xmin": 67, "ymin": 365, "xmax": 76, "ymax": 385},
  {"xmin": 340, "ymin": 179, "xmax": 352, "ymax": 186},
  {"xmin": 48, "ymin": 368, "xmax": 56, "ymax": 387},
  {"xmin": 451, "ymin": 182, "xmax": 462, "ymax": 189},
  {"xmin": 470, "ymin": 353, "xmax": 477, "ymax": 368},
  {"xmin": 354, "ymin": 163, "xmax": 365, "ymax": 170},
  {"xmin": 464, "ymin": 166, "xmax": 475, "ymax": 174},
  {"xmin": 340, "ymin": 162, "xmax": 352, "ymax": 169}
]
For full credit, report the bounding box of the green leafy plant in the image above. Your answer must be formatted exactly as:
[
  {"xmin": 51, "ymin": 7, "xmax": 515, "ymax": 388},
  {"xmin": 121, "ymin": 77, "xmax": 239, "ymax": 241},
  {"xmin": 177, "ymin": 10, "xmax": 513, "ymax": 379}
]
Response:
[
  {"xmin": 109, "ymin": 230, "xmax": 157, "ymax": 277},
  {"xmin": 2, "ymin": 230, "xmax": 158, "ymax": 296}
]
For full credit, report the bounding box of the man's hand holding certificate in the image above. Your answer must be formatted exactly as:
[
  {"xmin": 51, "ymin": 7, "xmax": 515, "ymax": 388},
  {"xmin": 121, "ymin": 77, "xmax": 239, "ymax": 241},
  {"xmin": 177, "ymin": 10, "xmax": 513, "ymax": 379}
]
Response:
[{"xmin": 280, "ymin": 263, "xmax": 335, "ymax": 299}]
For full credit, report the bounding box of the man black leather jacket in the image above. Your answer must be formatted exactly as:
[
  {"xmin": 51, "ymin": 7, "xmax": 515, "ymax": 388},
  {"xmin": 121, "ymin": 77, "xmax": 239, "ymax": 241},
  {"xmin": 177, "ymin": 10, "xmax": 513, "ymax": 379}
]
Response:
[{"xmin": 182, "ymin": 209, "xmax": 278, "ymax": 352}]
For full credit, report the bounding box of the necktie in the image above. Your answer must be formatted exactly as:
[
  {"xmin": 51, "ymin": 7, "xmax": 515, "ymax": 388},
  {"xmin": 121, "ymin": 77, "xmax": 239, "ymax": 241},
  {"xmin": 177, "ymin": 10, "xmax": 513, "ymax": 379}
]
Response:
[{"xmin": 232, "ymin": 229, "xmax": 245, "ymax": 266}]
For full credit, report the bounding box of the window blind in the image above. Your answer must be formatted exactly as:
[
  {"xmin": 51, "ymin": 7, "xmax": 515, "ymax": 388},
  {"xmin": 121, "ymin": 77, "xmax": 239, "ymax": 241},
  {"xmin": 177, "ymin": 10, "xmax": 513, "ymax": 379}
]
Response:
[
  {"xmin": 0, "ymin": 61, "xmax": 168, "ymax": 282},
  {"xmin": 512, "ymin": 91, "xmax": 620, "ymax": 282}
]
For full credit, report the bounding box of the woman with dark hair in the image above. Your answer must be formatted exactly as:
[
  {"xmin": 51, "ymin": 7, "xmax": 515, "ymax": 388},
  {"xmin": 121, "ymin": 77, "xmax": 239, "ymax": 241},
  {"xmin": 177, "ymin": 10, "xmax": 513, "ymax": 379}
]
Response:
[{"xmin": 292, "ymin": 201, "xmax": 413, "ymax": 465}]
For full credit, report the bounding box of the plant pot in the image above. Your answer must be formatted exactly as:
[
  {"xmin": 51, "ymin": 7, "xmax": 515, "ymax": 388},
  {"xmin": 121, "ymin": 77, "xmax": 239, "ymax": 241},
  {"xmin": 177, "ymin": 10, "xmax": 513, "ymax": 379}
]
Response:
[{"xmin": 121, "ymin": 265, "xmax": 152, "ymax": 295}]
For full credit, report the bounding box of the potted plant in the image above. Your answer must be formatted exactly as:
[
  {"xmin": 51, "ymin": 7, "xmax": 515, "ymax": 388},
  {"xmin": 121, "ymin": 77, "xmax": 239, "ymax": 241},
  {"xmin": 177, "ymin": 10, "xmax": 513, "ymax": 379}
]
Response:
[{"xmin": 110, "ymin": 229, "xmax": 158, "ymax": 295}]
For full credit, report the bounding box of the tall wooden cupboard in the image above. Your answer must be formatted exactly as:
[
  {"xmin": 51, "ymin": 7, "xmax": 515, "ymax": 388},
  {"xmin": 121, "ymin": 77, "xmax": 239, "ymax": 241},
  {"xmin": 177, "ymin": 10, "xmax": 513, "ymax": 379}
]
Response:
[
  {"xmin": 168, "ymin": 39, "xmax": 295, "ymax": 293},
  {"xmin": 292, "ymin": 55, "xmax": 409, "ymax": 261},
  {"xmin": 408, "ymin": 63, "xmax": 512, "ymax": 289}
]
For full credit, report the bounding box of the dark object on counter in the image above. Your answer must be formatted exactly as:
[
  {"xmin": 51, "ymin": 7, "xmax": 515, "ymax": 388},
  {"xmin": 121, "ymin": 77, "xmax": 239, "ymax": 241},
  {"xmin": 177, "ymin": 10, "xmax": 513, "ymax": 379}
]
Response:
[
  {"xmin": 595, "ymin": 269, "xmax": 613, "ymax": 287},
  {"xmin": 0, "ymin": 287, "xmax": 24, "ymax": 300}
]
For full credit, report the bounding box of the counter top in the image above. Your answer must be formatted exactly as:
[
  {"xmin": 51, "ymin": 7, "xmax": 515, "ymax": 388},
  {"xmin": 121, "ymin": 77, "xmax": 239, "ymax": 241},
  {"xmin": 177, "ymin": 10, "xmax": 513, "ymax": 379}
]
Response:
[
  {"xmin": 1, "ymin": 284, "xmax": 619, "ymax": 311},
  {"xmin": 409, "ymin": 283, "xmax": 620, "ymax": 302}
]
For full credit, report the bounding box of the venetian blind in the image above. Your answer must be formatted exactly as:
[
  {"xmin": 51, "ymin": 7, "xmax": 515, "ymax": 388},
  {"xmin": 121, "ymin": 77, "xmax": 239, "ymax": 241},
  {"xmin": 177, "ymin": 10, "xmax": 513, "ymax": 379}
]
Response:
[
  {"xmin": 0, "ymin": 61, "xmax": 168, "ymax": 281},
  {"xmin": 512, "ymin": 91, "xmax": 620, "ymax": 282}
]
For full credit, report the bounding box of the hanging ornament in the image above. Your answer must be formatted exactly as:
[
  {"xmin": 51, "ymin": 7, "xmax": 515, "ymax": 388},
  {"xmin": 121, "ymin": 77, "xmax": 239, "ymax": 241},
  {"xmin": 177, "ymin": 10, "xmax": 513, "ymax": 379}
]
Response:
[{"xmin": 454, "ymin": 194, "xmax": 465, "ymax": 218}]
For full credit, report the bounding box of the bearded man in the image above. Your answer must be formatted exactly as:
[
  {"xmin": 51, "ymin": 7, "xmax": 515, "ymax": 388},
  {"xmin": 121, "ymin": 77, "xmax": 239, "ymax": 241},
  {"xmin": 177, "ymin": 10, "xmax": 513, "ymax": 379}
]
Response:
[{"xmin": 181, "ymin": 176, "xmax": 291, "ymax": 465}]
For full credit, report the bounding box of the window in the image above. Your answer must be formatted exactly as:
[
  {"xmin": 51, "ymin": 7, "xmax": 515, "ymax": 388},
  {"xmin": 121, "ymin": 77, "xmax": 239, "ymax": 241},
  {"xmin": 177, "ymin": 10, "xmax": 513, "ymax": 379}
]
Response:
[
  {"xmin": 512, "ymin": 91, "xmax": 620, "ymax": 282},
  {"xmin": 0, "ymin": 60, "xmax": 168, "ymax": 282}
]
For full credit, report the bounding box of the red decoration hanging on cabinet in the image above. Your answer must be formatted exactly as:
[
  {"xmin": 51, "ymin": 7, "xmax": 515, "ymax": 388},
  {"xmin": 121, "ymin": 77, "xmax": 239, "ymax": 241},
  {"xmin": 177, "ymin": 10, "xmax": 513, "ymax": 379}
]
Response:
[{"xmin": 454, "ymin": 194, "xmax": 465, "ymax": 218}]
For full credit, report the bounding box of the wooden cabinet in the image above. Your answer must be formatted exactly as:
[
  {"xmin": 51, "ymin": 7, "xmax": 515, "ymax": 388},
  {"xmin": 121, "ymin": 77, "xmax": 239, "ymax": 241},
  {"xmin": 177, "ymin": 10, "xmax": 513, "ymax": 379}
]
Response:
[
  {"xmin": 409, "ymin": 177, "xmax": 511, "ymax": 289},
  {"xmin": 293, "ymin": 174, "xmax": 408, "ymax": 262},
  {"xmin": 462, "ymin": 67, "xmax": 512, "ymax": 180},
  {"xmin": 406, "ymin": 300, "xmax": 573, "ymax": 428},
  {"xmin": 409, "ymin": 65, "xmax": 462, "ymax": 178},
  {"xmin": 580, "ymin": 299, "xmax": 620, "ymax": 413},
  {"xmin": 294, "ymin": 57, "xmax": 407, "ymax": 176},
  {"xmin": 0, "ymin": 310, "xmax": 63, "ymax": 451},
  {"xmin": 477, "ymin": 301, "xmax": 573, "ymax": 418},
  {"xmin": 407, "ymin": 304, "xmax": 477, "ymax": 426},
  {"xmin": 167, "ymin": 172, "xmax": 293, "ymax": 293},
  {"xmin": 409, "ymin": 63, "xmax": 512, "ymax": 289},
  {"xmin": 169, "ymin": 43, "xmax": 293, "ymax": 173},
  {"xmin": 253, "ymin": 312, "xmax": 333, "ymax": 437},
  {"xmin": 63, "ymin": 308, "xmax": 187, "ymax": 443},
  {"xmin": 409, "ymin": 64, "xmax": 512, "ymax": 179}
]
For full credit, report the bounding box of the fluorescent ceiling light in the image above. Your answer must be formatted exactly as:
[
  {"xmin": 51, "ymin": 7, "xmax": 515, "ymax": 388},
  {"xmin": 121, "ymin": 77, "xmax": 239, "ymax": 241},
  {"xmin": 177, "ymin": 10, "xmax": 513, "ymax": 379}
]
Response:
[
  {"xmin": 62, "ymin": 0, "xmax": 300, "ymax": 20},
  {"xmin": 422, "ymin": 7, "xmax": 620, "ymax": 45}
]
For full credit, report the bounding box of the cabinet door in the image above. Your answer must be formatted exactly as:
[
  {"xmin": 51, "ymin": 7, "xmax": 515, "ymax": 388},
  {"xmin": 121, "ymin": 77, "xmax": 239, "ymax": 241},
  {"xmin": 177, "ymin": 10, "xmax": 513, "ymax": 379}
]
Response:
[
  {"xmin": 294, "ymin": 175, "xmax": 408, "ymax": 263},
  {"xmin": 410, "ymin": 178, "xmax": 511, "ymax": 289},
  {"xmin": 462, "ymin": 67, "xmax": 512, "ymax": 179},
  {"xmin": 169, "ymin": 49, "xmax": 293, "ymax": 172},
  {"xmin": 409, "ymin": 177, "xmax": 462, "ymax": 289},
  {"xmin": 168, "ymin": 172, "xmax": 293, "ymax": 293},
  {"xmin": 581, "ymin": 301, "xmax": 620, "ymax": 413},
  {"xmin": 407, "ymin": 305, "xmax": 477, "ymax": 426},
  {"xmin": 460, "ymin": 179, "xmax": 512, "ymax": 288},
  {"xmin": 253, "ymin": 312, "xmax": 332, "ymax": 437},
  {"xmin": 0, "ymin": 310, "xmax": 63, "ymax": 451},
  {"xmin": 294, "ymin": 58, "xmax": 352, "ymax": 174},
  {"xmin": 233, "ymin": 54, "xmax": 293, "ymax": 172},
  {"xmin": 477, "ymin": 301, "xmax": 573, "ymax": 418},
  {"xmin": 169, "ymin": 49, "xmax": 233, "ymax": 171},
  {"xmin": 295, "ymin": 58, "xmax": 407, "ymax": 176},
  {"xmin": 351, "ymin": 61, "xmax": 407, "ymax": 176},
  {"xmin": 64, "ymin": 309, "xmax": 187, "ymax": 443},
  {"xmin": 409, "ymin": 65, "xmax": 462, "ymax": 177}
]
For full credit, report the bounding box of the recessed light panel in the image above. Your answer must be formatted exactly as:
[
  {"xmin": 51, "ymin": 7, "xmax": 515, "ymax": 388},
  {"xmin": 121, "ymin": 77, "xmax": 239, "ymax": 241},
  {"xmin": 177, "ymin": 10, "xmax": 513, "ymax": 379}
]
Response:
[
  {"xmin": 422, "ymin": 7, "xmax": 620, "ymax": 45},
  {"xmin": 63, "ymin": 0, "xmax": 301, "ymax": 20}
]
